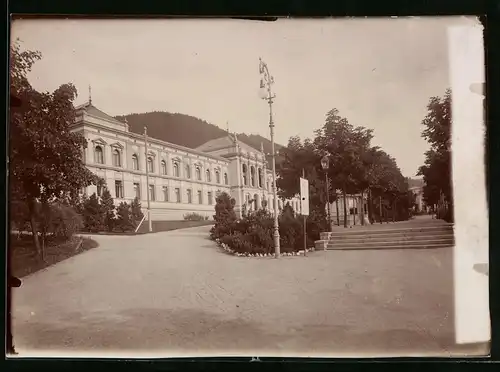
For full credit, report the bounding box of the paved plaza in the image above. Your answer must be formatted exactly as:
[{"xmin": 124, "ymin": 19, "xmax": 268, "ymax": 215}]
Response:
[{"xmin": 11, "ymin": 223, "xmax": 482, "ymax": 357}]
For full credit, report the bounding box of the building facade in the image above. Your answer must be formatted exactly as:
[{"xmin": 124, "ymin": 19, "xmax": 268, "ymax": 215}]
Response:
[{"xmin": 71, "ymin": 101, "xmax": 300, "ymax": 221}]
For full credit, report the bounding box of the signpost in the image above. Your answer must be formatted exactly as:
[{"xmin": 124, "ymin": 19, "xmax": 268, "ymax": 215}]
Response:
[{"xmin": 300, "ymin": 170, "xmax": 309, "ymax": 256}]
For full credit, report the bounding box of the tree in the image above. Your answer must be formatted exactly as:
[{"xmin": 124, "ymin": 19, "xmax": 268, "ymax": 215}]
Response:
[
  {"xmin": 116, "ymin": 202, "xmax": 134, "ymax": 232},
  {"xmin": 100, "ymin": 188, "xmax": 116, "ymax": 232},
  {"xmin": 82, "ymin": 193, "xmax": 103, "ymax": 233},
  {"xmin": 130, "ymin": 197, "xmax": 144, "ymax": 226},
  {"xmin": 9, "ymin": 41, "xmax": 103, "ymax": 256},
  {"xmin": 210, "ymin": 192, "xmax": 237, "ymax": 240},
  {"xmin": 417, "ymin": 89, "xmax": 453, "ymax": 221}
]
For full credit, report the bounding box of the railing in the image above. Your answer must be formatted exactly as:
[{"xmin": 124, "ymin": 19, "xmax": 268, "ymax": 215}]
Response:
[{"xmin": 134, "ymin": 215, "xmax": 147, "ymax": 233}]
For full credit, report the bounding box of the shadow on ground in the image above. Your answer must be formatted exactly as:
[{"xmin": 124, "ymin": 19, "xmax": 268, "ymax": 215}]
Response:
[{"xmin": 14, "ymin": 307, "xmax": 485, "ymax": 357}]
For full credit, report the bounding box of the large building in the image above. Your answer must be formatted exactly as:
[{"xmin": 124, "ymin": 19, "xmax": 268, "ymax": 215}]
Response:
[{"xmin": 71, "ymin": 100, "xmax": 300, "ymax": 220}]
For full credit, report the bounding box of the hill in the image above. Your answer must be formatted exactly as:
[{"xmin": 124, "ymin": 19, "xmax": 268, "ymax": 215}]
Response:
[{"xmin": 116, "ymin": 111, "xmax": 284, "ymax": 156}]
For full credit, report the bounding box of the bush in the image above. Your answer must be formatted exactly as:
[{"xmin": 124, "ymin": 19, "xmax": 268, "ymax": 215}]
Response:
[
  {"xmin": 100, "ymin": 188, "xmax": 116, "ymax": 232},
  {"xmin": 116, "ymin": 202, "xmax": 135, "ymax": 232},
  {"xmin": 47, "ymin": 202, "xmax": 84, "ymax": 239},
  {"xmin": 130, "ymin": 197, "xmax": 144, "ymax": 225},
  {"xmin": 210, "ymin": 192, "xmax": 237, "ymax": 240},
  {"xmin": 184, "ymin": 212, "xmax": 205, "ymax": 221},
  {"xmin": 82, "ymin": 193, "xmax": 103, "ymax": 233}
]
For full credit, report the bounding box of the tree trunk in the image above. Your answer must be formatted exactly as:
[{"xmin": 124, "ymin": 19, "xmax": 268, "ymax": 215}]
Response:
[
  {"xmin": 352, "ymin": 195, "xmax": 356, "ymax": 226},
  {"xmin": 342, "ymin": 187, "xmax": 348, "ymax": 228},
  {"xmin": 360, "ymin": 191, "xmax": 365, "ymax": 226},
  {"xmin": 379, "ymin": 196, "xmax": 383, "ymax": 224},
  {"xmin": 335, "ymin": 196, "xmax": 340, "ymax": 226},
  {"xmin": 27, "ymin": 198, "xmax": 41, "ymax": 256},
  {"xmin": 367, "ymin": 188, "xmax": 373, "ymax": 224}
]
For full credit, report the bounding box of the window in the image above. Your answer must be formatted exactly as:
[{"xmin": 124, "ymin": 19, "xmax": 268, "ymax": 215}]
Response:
[
  {"xmin": 112, "ymin": 149, "xmax": 121, "ymax": 167},
  {"xmin": 208, "ymin": 192, "xmax": 213, "ymax": 205},
  {"xmin": 115, "ymin": 180, "xmax": 123, "ymax": 198},
  {"xmin": 242, "ymin": 164, "xmax": 248, "ymax": 185},
  {"xmin": 185, "ymin": 164, "xmax": 191, "ymax": 179},
  {"xmin": 267, "ymin": 180, "xmax": 270, "ymax": 190},
  {"xmin": 206, "ymin": 169, "xmax": 211, "ymax": 182},
  {"xmin": 195, "ymin": 166, "xmax": 201, "ymax": 180},
  {"xmin": 147, "ymin": 157, "xmax": 154, "ymax": 173},
  {"xmin": 224, "ymin": 173, "xmax": 228, "ymax": 185},
  {"xmin": 173, "ymin": 162, "xmax": 180, "ymax": 177},
  {"xmin": 198, "ymin": 190, "xmax": 203, "ymax": 204},
  {"xmin": 175, "ymin": 188, "xmax": 181, "ymax": 203},
  {"xmin": 215, "ymin": 170, "xmax": 220, "ymax": 183},
  {"xmin": 94, "ymin": 145, "xmax": 104, "ymax": 164},
  {"xmin": 163, "ymin": 186, "xmax": 169, "ymax": 202},
  {"xmin": 161, "ymin": 160, "xmax": 167, "ymax": 175},
  {"xmin": 133, "ymin": 183, "xmax": 140, "ymax": 199},
  {"xmin": 132, "ymin": 154, "xmax": 139, "ymax": 170},
  {"xmin": 250, "ymin": 166, "xmax": 256, "ymax": 187},
  {"xmin": 97, "ymin": 184, "xmax": 102, "ymax": 197},
  {"xmin": 258, "ymin": 168, "xmax": 263, "ymax": 188},
  {"xmin": 187, "ymin": 189, "xmax": 192, "ymax": 204},
  {"xmin": 149, "ymin": 184, "xmax": 155, "ymax": 201}
]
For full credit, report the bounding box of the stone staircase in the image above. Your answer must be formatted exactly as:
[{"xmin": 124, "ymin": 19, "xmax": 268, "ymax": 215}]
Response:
[{"xmin": 315, "ymin": 219, "xmax": 454, "ymax": 251}]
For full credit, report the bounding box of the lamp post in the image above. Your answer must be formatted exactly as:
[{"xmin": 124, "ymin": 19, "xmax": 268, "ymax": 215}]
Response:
[
  {"xmin": 144, "ymin": 126, "xmax": 153, "ymax": 233},
  {"xmin": 259, "ymin": 57, "xmax": 280, "ymax": 258},
  {"xmin": 321, "ymin": 155, "xmax": 332, "ymax": 232}
]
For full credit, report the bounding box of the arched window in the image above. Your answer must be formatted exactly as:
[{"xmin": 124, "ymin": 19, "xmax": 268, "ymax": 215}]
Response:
[
  {"xmin": 224, "ymin": 173, "xmax": 228, "ymax": 185},
  {"xmin": 195, "ymin": 166, "xmax": 201, "ymax": 180},
  {"xmin": 132, "ymin": 154, "xmax": 139, "ymax": 170},
  {"xmin": 258, "ymin": 168, "xmax": 263, "ymax": 188},
  {"xmin": 173, "ymin": 162, "xmax": 179, "ymax": 177},
  {"xmin": 147, "ymin": 157, "xmax": 154, "ymax": 173},
  {"xmin": 112, "ymin": 149, "xmax": 121, "ymax": 167},
  {"xmin": 215, "ymin": 170, "xmax": 220, "ymax": 184},
  {"xmin": 206, "ymin": 169, "xmax": 211, "ymax": 182},
  {"xmin": 94, "ymin": 146, "xmax": 104, "ymax": 164},
  {"xmin": 250, "ymin": 166, "xmax": 256, "ymax": 187},
  {"xmin": 185, "ymin": 164, "xmax": 191, "ymax": 179},
  {"xmin": 161, "ymin": 160, "xmax": 167, "ymax": 175},
  {"xmin": 242, "ymin": 164, "xmax": 248, "ymax": 185}
]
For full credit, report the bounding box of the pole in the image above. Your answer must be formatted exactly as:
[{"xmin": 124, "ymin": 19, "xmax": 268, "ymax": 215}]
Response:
[
  {"xmin": 269, "ymin": 99, "xmax": 280, "ymax": 258},
  {"xmin": 302, "ymin": 168, "xmax": 307, "ymax": 256},
  {"xmin": 144, "ymin": 127, "xmax": 153, "ymax": 233},
  {"xmin": 325, "ymin": 172, "xmax": 331, "ymax": 232},
  {"xmin": 260, "ymin": 58, "xmax": 280, "ymax": 258}
]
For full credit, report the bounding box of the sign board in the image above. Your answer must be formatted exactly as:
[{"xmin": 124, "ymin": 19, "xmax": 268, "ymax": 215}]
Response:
[{"xmin": 300, "ymin": 177, "xmax": 309, "ymax": 216}]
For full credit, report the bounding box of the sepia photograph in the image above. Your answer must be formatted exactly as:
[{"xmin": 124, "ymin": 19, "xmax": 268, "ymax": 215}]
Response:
[{"xmin": 8, "ymin": 16, "xmax": 489, "ymax": 358}]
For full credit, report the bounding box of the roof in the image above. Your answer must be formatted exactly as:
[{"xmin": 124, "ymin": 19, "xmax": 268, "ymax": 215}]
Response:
[
  {"xmin": 196, "ymin": 134, "xmax": 262, "ymax": 155},
  {"xmin": 75, "ymin": 101, "xmax": 127, "ymax": 126}
]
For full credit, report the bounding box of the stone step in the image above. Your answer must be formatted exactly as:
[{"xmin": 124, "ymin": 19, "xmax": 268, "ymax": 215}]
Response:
[
  {"xmin": 320, "ymin": 225, "xmax": 453, "ymax": 240},
  {"xmin": 327, "ymin": 237, "xmax": 454, "ymax": 248},
  {"xmin": 326, "ymin": 232, "xmax": 454, "ymax": 243},
  {"xmin": 326, "ymin": 242, "xmax": 453, "ymax": 251}
]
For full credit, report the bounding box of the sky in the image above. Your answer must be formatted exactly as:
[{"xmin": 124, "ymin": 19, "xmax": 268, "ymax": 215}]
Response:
[{"xmin": 11, "ymin": 16, "xmax": 477, "ymax": 177}]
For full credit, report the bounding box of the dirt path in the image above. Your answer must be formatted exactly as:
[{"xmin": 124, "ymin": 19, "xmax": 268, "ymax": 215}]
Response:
[{"xmin": 11, "ymin": 225, "xmax": 483, "ymax": 357}]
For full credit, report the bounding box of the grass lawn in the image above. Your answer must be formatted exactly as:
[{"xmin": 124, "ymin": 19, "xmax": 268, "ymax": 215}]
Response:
[
  {"xmin": 9, "ymin": 234, "xmax": 99, "ymax": 278},
  {"xmin": 135, "ymin": 220, "xmax": 214, "ymax": 234}
]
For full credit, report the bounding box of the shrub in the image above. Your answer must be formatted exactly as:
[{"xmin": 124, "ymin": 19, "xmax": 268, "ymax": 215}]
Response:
[
  {"xmin": 130, "ymin": 197, "xmax": 144, "ymax": 225},
  {"xmin": 100, "ymin": 188, "xmax": 116, "ymax": 232},
  {"xmin": 46, "ymin": 202, "xmax": 83, "ymax": 239},
  {"xmin": 116, "ymin": 202, "xmax": 135, "ymax": 232},
  {"xmin": 82, "ymin": 193, "xmax": 103, "ymax": 233},
  {"xmin": 184, "ymin": 212, "xmax": 205, "ymax": 221},
  {"xmin": 210, "ymin": 192, "xmax": 237, "ymax": 239}
]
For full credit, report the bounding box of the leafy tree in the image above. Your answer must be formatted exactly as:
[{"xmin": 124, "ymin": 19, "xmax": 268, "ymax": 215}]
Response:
[
  {"xmin": 100, "ymin": 188, "xmax": 116, "ymax": 232},
  {"xmin": 82, "ymin": 193, "xmax": 103, "ymax": 232},
  {"xmin": 417, "ymin": 89, "xmax": 453, "ymax": 221},
  {"xmin": 9, "ymin": 41, "xmax": 103, "ymax": 255},
  {"xmin": 115, "ymin": 202, "xmax": 135, "ymax": 232}
]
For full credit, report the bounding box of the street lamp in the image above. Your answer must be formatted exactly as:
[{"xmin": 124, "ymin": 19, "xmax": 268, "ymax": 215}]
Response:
[
  {"xmin": 259, "ymin": 57, "xmax": 280, "ymax": 258},
  {"xmin": 320, "ymin": 155, "xmax": 332, "ymax": 232}
]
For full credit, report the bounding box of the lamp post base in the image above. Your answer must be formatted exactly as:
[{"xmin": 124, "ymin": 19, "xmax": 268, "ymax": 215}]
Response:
[{"xmin": 273, "ymin": 229, "xmax": 280, "ymax": 258}]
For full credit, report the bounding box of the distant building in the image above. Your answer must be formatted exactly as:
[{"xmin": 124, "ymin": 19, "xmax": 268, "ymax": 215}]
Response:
[
  {"xmin": 71, "ymin": 101, "xmax": 300, "ymax": 220},
  {"xmin": 408, "ymin": 178, "xmax": 425, "ymax": 212}
]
